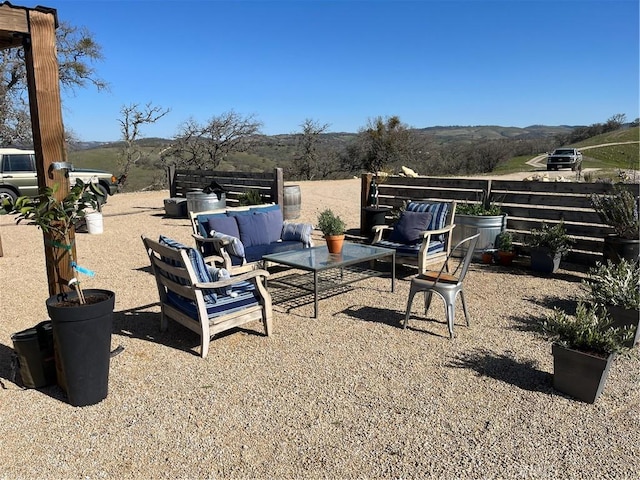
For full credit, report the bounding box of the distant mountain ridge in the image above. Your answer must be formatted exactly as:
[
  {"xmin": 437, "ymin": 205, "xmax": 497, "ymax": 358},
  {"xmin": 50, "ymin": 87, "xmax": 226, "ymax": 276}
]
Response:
[{"xmin": 73, "ymin": 125, "xmax": 575, "ymax": 150}]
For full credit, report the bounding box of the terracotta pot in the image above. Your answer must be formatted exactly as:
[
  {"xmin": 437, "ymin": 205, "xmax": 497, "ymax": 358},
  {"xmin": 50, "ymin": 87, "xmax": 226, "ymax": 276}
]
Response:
[
  {"xmin": 497, "ymin": 251, "xmax": 515, "ymax": 266},
  {"xmin": 325, "ymin": 234, "xmax": 345, "ymax": 254}
]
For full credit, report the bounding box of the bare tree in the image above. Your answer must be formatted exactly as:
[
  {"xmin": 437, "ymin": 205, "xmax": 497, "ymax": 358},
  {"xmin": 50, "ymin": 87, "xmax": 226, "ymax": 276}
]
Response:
[
  {"xmin": 292, "ymin": 118, "xmax": 330, "ymax": 180},
  {"xmin": 0, "ymin": 21, "xmax": 107, "ymax": 146},
  {"xmin": 117, "ymin": 102, "xmax": 170, "ymax": 188},
  {"xmin": 163, "ymin": 111, "xmax": 262, "ymax": 169}
]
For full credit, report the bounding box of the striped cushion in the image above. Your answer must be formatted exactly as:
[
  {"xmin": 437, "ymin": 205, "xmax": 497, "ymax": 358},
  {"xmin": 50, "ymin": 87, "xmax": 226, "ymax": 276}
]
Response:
[
  {"xmin": 167, "ymin": 281, "xmax": 259, "ymax": 320},
  {"xmin": 406, "ymin": 202, "xmax": 449, "ymax": 234},
  {"xmin": 158, "ymin": 235, "xmax": 218, "ymax": 303},
  {"xmin": 374, "ymin": 239, "xmax": 445, "ymax": 257}
]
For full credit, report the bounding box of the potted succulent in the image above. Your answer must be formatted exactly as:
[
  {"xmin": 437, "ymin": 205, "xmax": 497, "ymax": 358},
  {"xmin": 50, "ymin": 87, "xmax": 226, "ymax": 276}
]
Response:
[
  {"xmin": 526, "ymin": 222, "xmax": 574, "ymax": 274},
  {"xmin": 496, "ymin": 230, "xmax": 515, "ymax": 266},
  {"xmin": 2, "ymin": 179, "xmax": 115, "ymax": 407},
  {"xmin": 317, "ymin": 208, "xmax": 346, "ymax": 254},
  {"xmin": 539, "ymin": 302, "xmax": 633, "ymax": 403},
  {"xmin": 590, "ymin": 186, "xmax": 639, "ymax": 263},
  {"xmin": 582, "ymin": 259, "xmax": 640, "ymax": 348}
]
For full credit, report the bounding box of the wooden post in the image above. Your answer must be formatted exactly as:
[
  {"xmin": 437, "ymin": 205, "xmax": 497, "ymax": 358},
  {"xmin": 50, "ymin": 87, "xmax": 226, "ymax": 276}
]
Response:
[
  {"xmin": 23, "ymin": 8, "xmax": 71, "ymax": 297},
  {"xmin": 167, "ymin": 165, "xmax": 176, "ymax": 197},
  {"xmin": 273, "ymin": 167, "xmax": 284, "ymax": 206},
  {"xmin": 361, "ymin": 173, "xmax": 373, "ymax": 234}
]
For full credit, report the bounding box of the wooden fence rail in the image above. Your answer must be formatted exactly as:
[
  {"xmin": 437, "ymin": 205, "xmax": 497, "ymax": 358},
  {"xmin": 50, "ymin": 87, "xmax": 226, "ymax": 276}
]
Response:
[
  {"xmin": 167, "ymin": 166, "xmax": 285, "ymax": 207},
  {"xmin": 361, "ymin": 173, "xmax": 639, "ymax": 266}
]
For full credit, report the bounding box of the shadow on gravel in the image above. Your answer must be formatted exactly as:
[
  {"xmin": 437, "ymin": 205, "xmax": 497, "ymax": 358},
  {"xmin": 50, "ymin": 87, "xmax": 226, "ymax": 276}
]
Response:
[
  {"xmin": 448, "ymin": 348, "xmax": 552, "ymax": 394},
  {"xmin": 112, "ymin": 303, "xmax": 263, "ymax": 357},
  {"xmin": 341, "ymin": 305, "xmax": 405, "ymax": 329}
]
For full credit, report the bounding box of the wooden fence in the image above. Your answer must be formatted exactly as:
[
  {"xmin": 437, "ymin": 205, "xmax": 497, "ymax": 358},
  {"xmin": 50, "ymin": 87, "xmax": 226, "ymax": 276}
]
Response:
[
  {"xmin": 167, "ymin": 166, "xmax": 285, "ymax": 207},
  {"xmin": 360, "ymin": 173, "xmax": 640, "ymax": 266}
]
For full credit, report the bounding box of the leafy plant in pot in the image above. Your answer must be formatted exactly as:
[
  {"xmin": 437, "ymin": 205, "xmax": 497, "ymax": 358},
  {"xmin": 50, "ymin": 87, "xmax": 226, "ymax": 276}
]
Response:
[
  {"xmin": 496, "ymin": 231, "xmax": 515, "ymax": 266},
  {"xmin": 590, "ymin": 186, "xmax": 640, "ymax": 264},
  {"xmin": 2, "ymin": 179, "xmax": 115, "ymax": 407},
  {"xmin": 538, "ymin": 302, "xmax": 633, "ymax": 403},
  {"xmin": 317, "ymin": 208, "xmax": 346, "ymax": 254},
  {"xmin": 453, "ymin": 194, "xmax": 506, "ymax": 259},
  {"xmin": 526, "ymin": 222, "xmax": 574, "ymax": 274},
  {"xmin": 582, "ymin": 259, "xmax": 640, "ymax": 348}
]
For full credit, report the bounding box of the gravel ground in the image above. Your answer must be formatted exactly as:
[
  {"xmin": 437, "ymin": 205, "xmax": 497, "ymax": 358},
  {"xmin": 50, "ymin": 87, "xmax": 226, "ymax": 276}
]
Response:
[{"xmin": 0, "ymin": 179, "xmax": 638, "ymax": 479}]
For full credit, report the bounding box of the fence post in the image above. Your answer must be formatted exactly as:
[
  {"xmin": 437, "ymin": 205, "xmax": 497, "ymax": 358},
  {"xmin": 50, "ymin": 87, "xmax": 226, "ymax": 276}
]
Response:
[
  {"xmin": 360, "ymin": 173, "xmax": 373, "ymax": 234},
  {"xmin": 273, "ymin": 168, "xmax": 284, "ymax": 205},
  {"xmin": 167, "ymin": 165, "xmax": 176, "ymax": 197}
]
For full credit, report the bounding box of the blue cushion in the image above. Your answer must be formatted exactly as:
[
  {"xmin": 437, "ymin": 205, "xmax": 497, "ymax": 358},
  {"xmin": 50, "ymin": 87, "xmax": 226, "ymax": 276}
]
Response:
[
  {"xmin": 158, "ymin": 235, "xmax": 218, "ymax": 303},
  {"xmin": 166, "ymin": 281, "xmax": 259, "ymax": 320},
  {"xmin": 210, "ymin": 232, "xmax": 245, "ymax": 259},
  {"xmin": 206, "ymin": 215, "xmax": 240, "ymax": 239},
  {"xmin": 226, "ymin": 209, "xmax": 253, "ymax": 217},
  {"xmin": 236, "ymin": 212, "xmax": 272, "ymax": 247},
  {"xmin": 261, "ymin": 209, "xmax": 284, "ymax": 243},
  {"xmin": 388, "ymin": 211, "xmax": 433, "ymax": 245},
  {"xmin": 282, "ymin": 222, "xmax": 313, "ymax": 247},
  {"xmin": 250, "ymin": 204, "xmax": 280, "ymax": 214},
  {"xmin": 245, "ymin": 241, "xmax": 306, "ymax": 263},
  {"xmin": 374, "ymin": 239, "xmax": 445, "ymax": 257}
]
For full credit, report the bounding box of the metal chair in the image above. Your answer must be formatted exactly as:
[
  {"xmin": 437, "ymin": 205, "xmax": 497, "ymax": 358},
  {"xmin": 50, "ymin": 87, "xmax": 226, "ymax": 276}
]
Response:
[{"xmin": 404, "ymin": 233, "xmax": 480, "ymax": 339}]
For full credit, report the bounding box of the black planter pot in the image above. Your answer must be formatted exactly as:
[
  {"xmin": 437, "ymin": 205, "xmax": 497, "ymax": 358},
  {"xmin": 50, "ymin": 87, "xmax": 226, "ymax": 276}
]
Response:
[
  {"xmin": 362, "ymin": 206, "xmax": 390, "ymax": 238},
  {"xmin": 47, "ymin": 289, "xmax": 115, "ymax": 407},
  {"xmin": 605, "ymin": 304, "xmax": 640, "ymax": 348},
  {"xmin": 530, "ymin": 248, "xmax": 562, "ymax": 274},
  {"xmin": 603, "ymin": 235, "xmax": 640, "ymax": 264},
  {"xmin": 552, "ymin": 343, "xmax": 614, "ymax": 404}
]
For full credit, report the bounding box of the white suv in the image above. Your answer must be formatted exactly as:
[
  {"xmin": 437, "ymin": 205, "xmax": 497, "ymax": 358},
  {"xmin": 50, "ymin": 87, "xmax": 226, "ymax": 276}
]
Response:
[{"xmin": 0, "ymin": 148, "xmax": 119, "ymax": 203}]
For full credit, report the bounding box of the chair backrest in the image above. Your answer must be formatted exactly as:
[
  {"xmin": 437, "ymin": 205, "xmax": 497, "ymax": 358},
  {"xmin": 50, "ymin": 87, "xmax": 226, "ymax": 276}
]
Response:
[{"xmin": 428, "ymin": 233, "xmax": 480, "ymax": 286}]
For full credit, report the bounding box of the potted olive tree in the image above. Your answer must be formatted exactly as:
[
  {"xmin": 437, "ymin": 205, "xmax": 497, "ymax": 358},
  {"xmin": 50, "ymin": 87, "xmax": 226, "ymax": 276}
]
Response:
[
  {"xmin": 526, "ymin": 222, "xmax": 574, "ymax": 274},
  {"xmin": 539, "ymin": 302, "xmax": 633, "ymax": 403},
  {"xmin": 496, "ymin": 230, "xmax": 515, "ymax": 266},
  {"xmin": 2, "ymin": 180, "xmax": 115, "ymax": 407},
  {"xmin": 590, "ymin": 186, "xmax": 639, "ymax": 263},
  {"xmin": 317, "ymin": 209, "xmax": 346, "ymax": 254},
  {"xmin": 582, "ymin": 259, "xmax": 640, "ymax": 348}
]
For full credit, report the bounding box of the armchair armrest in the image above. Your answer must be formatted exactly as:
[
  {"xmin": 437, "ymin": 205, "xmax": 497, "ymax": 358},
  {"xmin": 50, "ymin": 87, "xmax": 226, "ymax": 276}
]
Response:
[
  {"xmin": 371, "ymin": 224, "xmax": 392, "ymax": 243},
  {"xmin": 193, "ymin": 269, "xmax": 270, "ymax": 290}
]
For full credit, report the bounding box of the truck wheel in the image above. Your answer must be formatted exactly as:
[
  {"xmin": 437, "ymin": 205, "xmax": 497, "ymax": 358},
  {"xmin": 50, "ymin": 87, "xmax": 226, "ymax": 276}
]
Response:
[{"xmin": 0, "ymin": 187, "xmax": 17, "ymax": 203}]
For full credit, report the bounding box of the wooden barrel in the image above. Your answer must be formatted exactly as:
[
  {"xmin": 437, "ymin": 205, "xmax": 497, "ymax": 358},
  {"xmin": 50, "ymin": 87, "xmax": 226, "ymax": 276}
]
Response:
[{"xmin": 283, "ymin": 185, "xmax": 301, "ymax": 220}]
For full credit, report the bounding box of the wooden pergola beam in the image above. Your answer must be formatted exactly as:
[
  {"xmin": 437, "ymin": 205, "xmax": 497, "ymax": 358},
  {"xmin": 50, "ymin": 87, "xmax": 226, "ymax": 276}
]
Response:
[{"xmin": 0, "ymin": 2, "xmax": 72, "ymax": 296}]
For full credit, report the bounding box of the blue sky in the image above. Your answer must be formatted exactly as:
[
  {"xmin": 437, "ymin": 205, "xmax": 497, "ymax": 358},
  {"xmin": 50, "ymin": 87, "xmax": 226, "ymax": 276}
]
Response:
[{"xmin": 41, "ymin": 0, "xmax": 640, "ymax": 141}]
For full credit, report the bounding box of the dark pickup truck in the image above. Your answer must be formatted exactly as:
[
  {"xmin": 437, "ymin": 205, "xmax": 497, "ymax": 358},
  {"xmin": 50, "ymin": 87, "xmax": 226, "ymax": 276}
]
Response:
[
  {"xmin": 0, "ymin": 148, "xmax": 119, "ymax": 203},
  {"xmin": 546, "ymin": 148, "xmax": 583, "ymax": 171}
]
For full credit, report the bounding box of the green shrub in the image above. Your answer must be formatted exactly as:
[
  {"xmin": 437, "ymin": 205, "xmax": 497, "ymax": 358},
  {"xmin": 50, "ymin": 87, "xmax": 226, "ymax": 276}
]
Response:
[
  {"xmin": 526, "ymin": 222, "xmax": 574, "ymax": 257},
  {"xmin": 317, "ymin": 209, "xmax": 346, "ymax": 236},
  {"xmin": 590, "ymin": 186, "xmax": 640, "ymax": 240},
  {"xmin": 582, "ymin": 259, "xmax": 640, "ymax": 310}
]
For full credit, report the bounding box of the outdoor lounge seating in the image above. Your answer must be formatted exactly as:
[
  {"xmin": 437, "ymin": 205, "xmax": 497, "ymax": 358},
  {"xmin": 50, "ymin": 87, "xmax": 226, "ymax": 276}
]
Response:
[
  {"xmin": 190, "ymin": 204, "xmax": 313, "ymax": 273},
  {"xmin": 405, "ymin": 233, "xmax": 480, "ymax": 339},
  {"xmin": 371, "ymin": 200, "xmax": 457, "ymax": 274},
  {"xmin": 142, "ymin": 235, "xmax": 273, "ymax": 358}
]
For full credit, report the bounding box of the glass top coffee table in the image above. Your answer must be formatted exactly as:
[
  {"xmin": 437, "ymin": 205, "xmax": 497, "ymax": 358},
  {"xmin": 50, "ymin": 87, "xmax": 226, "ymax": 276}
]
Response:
[{"xmin": 263, "ymin": 242, "xmax": 395, "ymax": 318}]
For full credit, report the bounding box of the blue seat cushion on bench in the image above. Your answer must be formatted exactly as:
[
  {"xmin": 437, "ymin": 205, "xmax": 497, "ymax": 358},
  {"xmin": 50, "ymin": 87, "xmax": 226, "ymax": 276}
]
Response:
[
  {"xmin": 244, "ymin": 240, "xmax": 306, "ymax": 263},
  {"xmin": 166, "ymin": 281, "xmax": 259, "ymax": 320},
  {"xmin": 374, "ymin": 239, "xmax": 445, "ymax": 257}
]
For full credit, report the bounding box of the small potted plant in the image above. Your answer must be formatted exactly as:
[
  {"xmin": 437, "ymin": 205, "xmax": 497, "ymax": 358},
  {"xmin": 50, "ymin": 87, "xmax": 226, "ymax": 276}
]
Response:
[
  {"xmin": 527, "ymin": 222, "xmax": 574, "ymax": 274},
  {"xmin": 590, "ymin": 186, "xmax": 639, "ymax": 263},
  {"xmin": 317, "ymin": 208, "xmax": 346, "ymax": 254},
  {"xmin": 496, "ymin": 231, "xmax": 515, "ymax": 266},
  {"xmin": 582, "ymin": 259, "xmax": 640, "ymax": 348},
  {"xmin": 2, "ymin": 179, "xmax": 115, "ymax": 407},
  {"xmin": 539, "ymin": 302, "xmax": 633, "ymax": 403}
]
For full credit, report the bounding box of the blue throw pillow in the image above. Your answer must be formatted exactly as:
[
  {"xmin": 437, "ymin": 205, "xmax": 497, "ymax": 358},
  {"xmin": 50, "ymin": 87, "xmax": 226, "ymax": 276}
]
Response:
[
  {"xmin": 388, "ymin": 211, "xmax": 433, "ymax": 245},
  {"xmin": 207, "ymin": 215, "xmax": 240, "ymax": 239},
  {"xmin": 196, "ymin": 213, "xmax": 227, "ymax": 237},
  {"xmin": 236, "ymin": 213, "xmax": 272, "ymax": 248},
  {"xmin": 261, "ymin": 208, "xmax": 284, "ymax": 243},
  {"xmin": 282, "ymin": 222, "xmax": 313, "ymax": 247}
]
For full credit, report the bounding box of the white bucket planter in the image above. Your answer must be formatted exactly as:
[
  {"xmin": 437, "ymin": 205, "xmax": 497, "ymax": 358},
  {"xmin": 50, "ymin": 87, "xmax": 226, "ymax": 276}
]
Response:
[{"xmin": 86, "ymin": 212, "xmax": 104, "ymax": 235}]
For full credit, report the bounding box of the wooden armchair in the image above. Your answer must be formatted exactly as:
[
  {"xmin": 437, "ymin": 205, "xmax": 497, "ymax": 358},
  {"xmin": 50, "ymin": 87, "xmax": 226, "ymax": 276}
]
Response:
[
  {"xmin": 372, "ymin": 200, "xmax": 457, "ymax": 274},
  {"xmin": 142, "ymin": 235, "xmax": 272, "ymax": 358}
]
